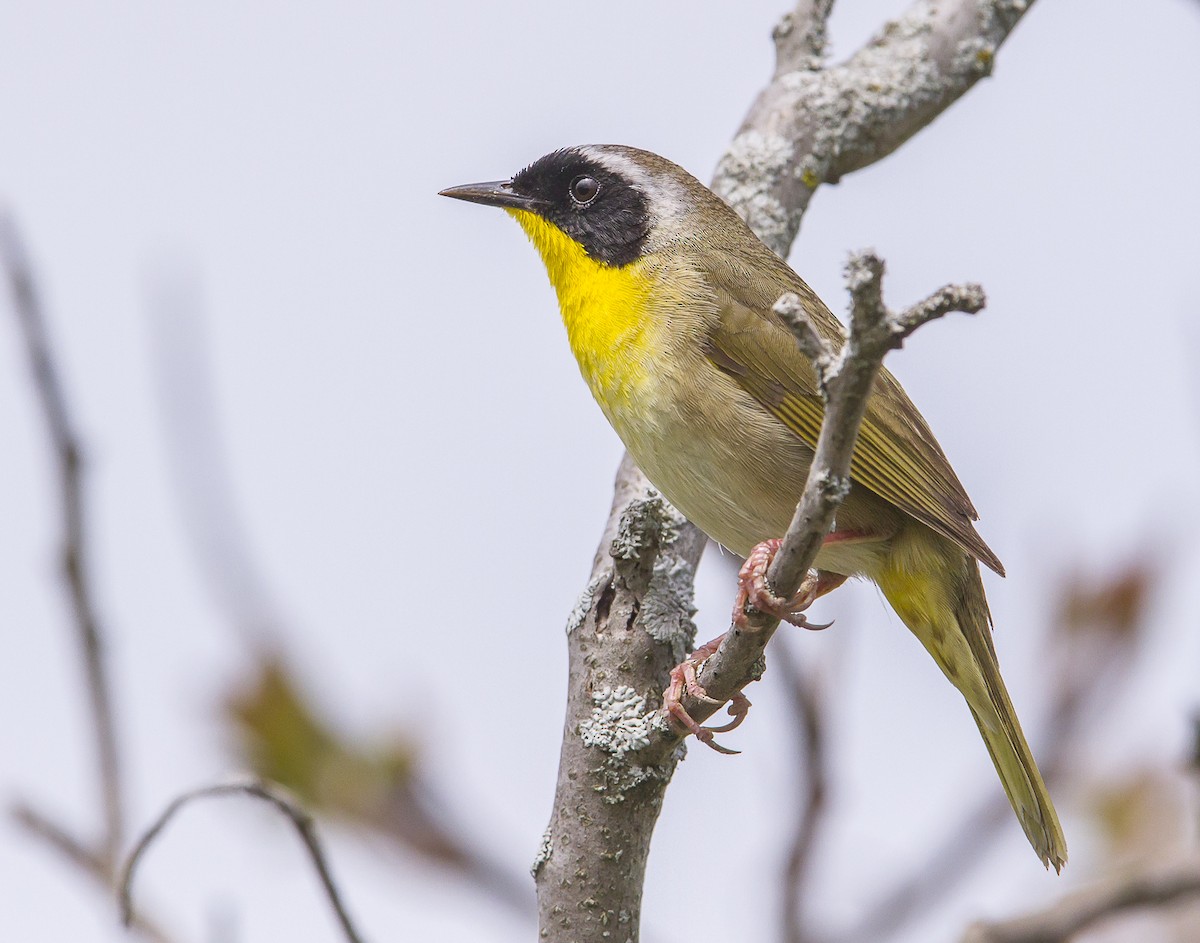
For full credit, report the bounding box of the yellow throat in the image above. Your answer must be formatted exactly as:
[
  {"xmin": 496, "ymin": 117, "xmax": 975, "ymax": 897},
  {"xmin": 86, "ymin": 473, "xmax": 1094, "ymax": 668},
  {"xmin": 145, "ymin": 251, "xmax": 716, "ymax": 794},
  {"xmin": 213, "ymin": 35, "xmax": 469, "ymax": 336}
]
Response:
[{"xmin": 509, "ymin": 209, "xmax": 655, "ymax": 408}]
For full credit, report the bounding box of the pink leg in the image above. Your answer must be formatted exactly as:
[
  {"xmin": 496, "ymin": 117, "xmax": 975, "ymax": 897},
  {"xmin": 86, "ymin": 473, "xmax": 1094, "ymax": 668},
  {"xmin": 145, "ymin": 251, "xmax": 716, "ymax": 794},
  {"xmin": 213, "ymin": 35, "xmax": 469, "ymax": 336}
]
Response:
[
  {"xmin": 662, "ymin": 633, "xmax": 752, "ymax": 755},
  {"xmin": 733, "ymin": 537, "xmax": 852, "ymax": 629},
  {"xmin": 663, "ymin": 534, "xmax": 858, "ymax": 754}
]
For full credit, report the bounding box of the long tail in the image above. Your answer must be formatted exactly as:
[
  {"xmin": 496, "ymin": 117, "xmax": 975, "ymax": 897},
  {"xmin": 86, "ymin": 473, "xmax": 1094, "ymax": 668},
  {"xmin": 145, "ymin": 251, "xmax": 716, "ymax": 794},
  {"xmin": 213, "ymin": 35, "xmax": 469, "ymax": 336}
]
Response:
[{"xmin": 875, "ymin": 538, "xmax": 1068, "ymax": 872}]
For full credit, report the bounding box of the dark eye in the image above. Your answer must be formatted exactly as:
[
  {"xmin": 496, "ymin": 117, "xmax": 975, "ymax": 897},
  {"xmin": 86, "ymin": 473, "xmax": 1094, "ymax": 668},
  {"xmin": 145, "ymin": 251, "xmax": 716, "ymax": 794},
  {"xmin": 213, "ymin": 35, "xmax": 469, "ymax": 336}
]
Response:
[{"xmin": 569, "ymin": 175, "xmax": 599, "ymax": 205}]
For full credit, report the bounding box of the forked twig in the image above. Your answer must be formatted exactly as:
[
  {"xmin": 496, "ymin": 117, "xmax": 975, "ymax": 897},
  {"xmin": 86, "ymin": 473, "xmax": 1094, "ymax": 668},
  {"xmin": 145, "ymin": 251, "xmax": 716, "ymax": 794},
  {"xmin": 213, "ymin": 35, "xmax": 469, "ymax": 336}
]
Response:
[{"xmin": 2, "ymin": 213, "xmax": 125, "ymax": 869}]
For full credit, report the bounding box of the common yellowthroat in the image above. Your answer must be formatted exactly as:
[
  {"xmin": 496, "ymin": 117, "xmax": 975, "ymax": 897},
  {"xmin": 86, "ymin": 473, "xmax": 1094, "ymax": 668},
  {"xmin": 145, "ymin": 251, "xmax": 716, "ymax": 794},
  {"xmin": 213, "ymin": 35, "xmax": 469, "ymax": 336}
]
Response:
[{"xmin": 440, "ymin": 145, "xmax": 1067, "ymax": 871}]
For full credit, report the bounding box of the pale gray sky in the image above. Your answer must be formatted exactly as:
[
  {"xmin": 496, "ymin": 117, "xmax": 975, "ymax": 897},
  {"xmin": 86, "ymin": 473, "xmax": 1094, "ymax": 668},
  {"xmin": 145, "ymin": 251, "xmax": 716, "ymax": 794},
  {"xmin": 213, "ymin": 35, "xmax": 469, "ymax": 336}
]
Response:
[{"xmin": 2, "ymin": 2, "xmax": 1199, "ymax": 941}]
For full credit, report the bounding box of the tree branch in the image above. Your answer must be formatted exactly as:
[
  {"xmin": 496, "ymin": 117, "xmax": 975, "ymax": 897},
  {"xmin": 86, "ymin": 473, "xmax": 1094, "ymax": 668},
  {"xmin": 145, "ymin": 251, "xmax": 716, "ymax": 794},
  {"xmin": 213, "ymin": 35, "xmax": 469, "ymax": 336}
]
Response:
[
  {"xmin": 772, "ymin": 0, "xmax": 837, "ymax": 75},
  {"xmin": 534, "ymin": 459, "xmax": 707, "ymax": 941},
  {"xmin": 1, "ymin": 212, "xmax": 125, "ymax": 869},
  {"xmin": 119, "ymin": 778, "xmax": 367, "ymax": 943},
  {"xmin": 714, "ymin": 0, "xmax": 1037, "ymax": 255},
  {"xmin": 962, "ymin": 864, "xmax": 1200, "ymax": 943},
  {"xmin": 537, "ymin": 2, "xmax": 1026, "ymax": 939},
  {"xmin": 146, "ymin": 277, "xmax": 288, "ymax": 644}
]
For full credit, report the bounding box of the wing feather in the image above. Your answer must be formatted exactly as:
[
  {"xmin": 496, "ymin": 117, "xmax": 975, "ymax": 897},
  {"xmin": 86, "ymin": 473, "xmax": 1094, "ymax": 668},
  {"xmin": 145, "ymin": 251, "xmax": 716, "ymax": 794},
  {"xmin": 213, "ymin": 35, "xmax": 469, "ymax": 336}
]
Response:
[{"xmin": 700, "ymin": 261, "xmax": 1004, "ymax": 576}]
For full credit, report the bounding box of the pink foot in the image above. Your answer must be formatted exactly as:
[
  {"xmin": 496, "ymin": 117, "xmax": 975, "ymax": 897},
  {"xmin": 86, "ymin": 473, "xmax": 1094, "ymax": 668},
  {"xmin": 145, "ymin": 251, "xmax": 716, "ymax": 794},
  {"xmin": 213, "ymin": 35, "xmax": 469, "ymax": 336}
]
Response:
[
  {"xmin": 663, "ymin": 633, "xmax": 752, "ymax": 755},
  {"xmin": 733, "ymin": 539, "xmax": 834, "ymax": 630}
]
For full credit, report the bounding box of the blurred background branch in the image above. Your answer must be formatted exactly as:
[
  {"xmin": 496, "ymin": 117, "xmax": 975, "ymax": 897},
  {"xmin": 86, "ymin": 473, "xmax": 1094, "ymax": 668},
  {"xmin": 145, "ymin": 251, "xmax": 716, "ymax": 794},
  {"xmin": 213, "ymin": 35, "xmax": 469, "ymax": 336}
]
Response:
[
  {"xmin": 119, "ymin": 779, "xmax": 367, "ymax": 943},
  {"xmin": 1, "ymin": 213, "xmax": 135, "ymax": 909},
  {"xmin": 223, "ymin": 650, "xmax": 532, "ymax": 914},
  {"xmin": 963, "ymin": 862, "xmax": 1200, "ymax": 943},
  {"xmin": 149, "ymin": 281, "xmax": 534, "ymax": 917}
]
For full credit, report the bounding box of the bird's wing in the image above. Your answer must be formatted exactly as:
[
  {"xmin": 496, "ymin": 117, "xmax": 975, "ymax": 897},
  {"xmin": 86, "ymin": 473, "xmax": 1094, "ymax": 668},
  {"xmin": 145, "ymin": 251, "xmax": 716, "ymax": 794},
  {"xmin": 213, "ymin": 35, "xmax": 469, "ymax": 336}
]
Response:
[{"xmin": 703, "ymin": 271, "xmax": 1004, "ymax": 577}]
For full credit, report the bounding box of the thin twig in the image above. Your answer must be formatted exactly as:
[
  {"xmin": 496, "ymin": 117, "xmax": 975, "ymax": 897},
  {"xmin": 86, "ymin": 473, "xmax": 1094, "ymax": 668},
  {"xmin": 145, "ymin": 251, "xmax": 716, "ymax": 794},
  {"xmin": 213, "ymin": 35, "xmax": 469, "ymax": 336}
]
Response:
[
  {"xmin": 119, "ymin": 778, "xmax": 367, "ymax": 943},
  {"xmin": 775, "ymin": 292, "xmax": 836, "ymax": 382},
  {"xmin": 962, "ymin": 864, "xmax": 1200, "ymax": 943},
  {"xmin": 771, "ymin": 257, "xmax": 983, "ymax": 596},
  {"xmin": 13, "ymin": 802, "xmax": 109, "ymax": 877},
  {"xmin": 1, "ymin": 213, "xmax": 125, "ymax": 869}
]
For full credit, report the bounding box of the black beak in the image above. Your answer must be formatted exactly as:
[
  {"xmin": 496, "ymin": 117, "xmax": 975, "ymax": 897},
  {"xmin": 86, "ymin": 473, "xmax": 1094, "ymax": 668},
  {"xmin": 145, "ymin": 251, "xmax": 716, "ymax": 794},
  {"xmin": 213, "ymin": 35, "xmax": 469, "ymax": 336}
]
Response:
[{"xmin": 438, "ymin": 179, "xmax": 544, "ymax": 211}]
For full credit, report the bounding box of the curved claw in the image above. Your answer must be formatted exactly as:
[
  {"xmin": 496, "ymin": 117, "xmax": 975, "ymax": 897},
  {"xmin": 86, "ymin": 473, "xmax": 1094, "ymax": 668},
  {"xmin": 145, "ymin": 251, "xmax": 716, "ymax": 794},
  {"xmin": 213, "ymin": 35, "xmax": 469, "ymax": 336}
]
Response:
[
  {"xmin": 790, "ymin": 615, "xmax": 835, "ymax": 632},
  {"xmin": 666, "ymin": 697, "xmax": 740, "ymax": 754},
  {"xmin": 694, "ymin": 729, "xmax": 741, "ymax": 755},
  {"xmin": 702, "ymin": 693, "xmax": 752, "ymax": 734}
]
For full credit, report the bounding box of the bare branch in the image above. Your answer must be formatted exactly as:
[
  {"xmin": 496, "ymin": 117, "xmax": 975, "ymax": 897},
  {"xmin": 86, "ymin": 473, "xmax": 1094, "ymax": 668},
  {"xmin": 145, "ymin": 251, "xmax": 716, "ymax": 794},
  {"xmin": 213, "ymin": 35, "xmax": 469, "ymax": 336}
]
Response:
[
  {"xmin": 894, "ymin": 282, "xmax": 986, "ymax": 340},
  {"xmin": 962, "ymin": 864, "xmax": 1200, "ymax": 943},
  {"xmin": 534, "ymin": 463, "xmax": 707, "ymax": 941},
  {"xmin": 1, "ymin": 212, "xmax": 125, "ymax": 869},
  {"xmin": 714, "ymin": 0, "xmax": 1037, "ymax": 256},
  {"xmin": 119, "ymin": 778, "xmax": 367, "ymax": 943},
  {"xmin": 842, "ymin": 251, "xmax": 887, "ymax": 342},
  {"xmin": 13, "ymin": 802, "xmax": 109, "ymax": 878},
  {"xmin": 766, "ymin": 252, "xmax": 888, "ymax": 595},
  {"xmin": 147, "ymin": 278, "xmax": 287, "ymax": 643}
]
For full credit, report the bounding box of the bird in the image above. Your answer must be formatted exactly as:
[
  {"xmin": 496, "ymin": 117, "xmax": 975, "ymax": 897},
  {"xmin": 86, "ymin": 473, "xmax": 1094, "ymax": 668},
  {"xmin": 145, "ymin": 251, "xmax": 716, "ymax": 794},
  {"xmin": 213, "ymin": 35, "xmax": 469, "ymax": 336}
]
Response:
[{"xmin": 439, "ymin": 144, "xmax": 1067, "ymax": 872}]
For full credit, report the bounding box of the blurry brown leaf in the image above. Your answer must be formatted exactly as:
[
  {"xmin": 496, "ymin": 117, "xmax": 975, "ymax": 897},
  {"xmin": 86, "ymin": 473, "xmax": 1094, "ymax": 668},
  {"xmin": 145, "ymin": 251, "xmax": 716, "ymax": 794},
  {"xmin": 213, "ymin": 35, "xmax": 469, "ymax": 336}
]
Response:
[
  {"xmin": 224, "ymin": 653, "xmax": 411, "ymax": 805},
  {"xmin": 224, "ymin": 650, "xmax": 459, "ymax": 863},
  {"xmin": 1056, "ymin": 561, "xmax": 1154, "ymax": 642},
  {"xmin": 223, "ymin": 650, "xmax": 532, "ymax": 913}
]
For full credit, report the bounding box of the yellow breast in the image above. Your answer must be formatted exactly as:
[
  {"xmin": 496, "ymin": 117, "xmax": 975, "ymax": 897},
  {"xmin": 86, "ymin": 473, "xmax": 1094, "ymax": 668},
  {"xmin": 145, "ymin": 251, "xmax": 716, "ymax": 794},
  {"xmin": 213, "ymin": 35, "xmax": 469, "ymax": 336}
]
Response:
[{"xmin": 509, "ymin": 209, "xmax": 656, "ymax": 412}]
